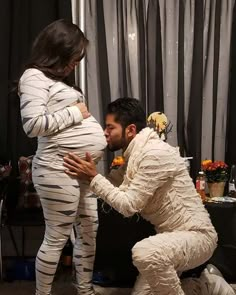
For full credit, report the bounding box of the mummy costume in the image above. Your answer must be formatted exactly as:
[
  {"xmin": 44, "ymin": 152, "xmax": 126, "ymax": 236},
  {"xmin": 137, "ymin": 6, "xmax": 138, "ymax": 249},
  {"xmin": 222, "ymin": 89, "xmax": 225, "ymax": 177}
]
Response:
[
  {"xmin": 89, "ymin": 127, "xmax": 220, "ymax": 295},
  {"xmin": 19, "ymin": 68, "xmax": 107, "ymax": 295}
]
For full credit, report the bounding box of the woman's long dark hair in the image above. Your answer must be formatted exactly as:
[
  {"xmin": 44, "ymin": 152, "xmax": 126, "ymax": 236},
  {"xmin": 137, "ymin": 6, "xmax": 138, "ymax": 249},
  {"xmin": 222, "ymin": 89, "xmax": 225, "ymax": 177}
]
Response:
[{"xmin": 25, "ymin": 19, "xmax": 88, "ymax": 81}]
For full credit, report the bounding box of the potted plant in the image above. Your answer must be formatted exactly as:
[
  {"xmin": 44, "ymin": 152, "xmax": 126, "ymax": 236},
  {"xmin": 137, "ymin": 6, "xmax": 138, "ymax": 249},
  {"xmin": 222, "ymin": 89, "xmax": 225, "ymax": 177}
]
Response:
[{"xmin": 201, "ymin": 160, "xmax": 229, "ymax": 198}]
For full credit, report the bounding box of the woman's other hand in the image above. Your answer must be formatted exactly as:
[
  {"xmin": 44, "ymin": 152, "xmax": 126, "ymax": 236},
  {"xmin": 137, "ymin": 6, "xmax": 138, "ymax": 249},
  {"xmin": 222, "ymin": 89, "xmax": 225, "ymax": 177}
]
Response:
[{"xmin": 75, "ymin": 102, "xmax": 91, "ymax": 119}]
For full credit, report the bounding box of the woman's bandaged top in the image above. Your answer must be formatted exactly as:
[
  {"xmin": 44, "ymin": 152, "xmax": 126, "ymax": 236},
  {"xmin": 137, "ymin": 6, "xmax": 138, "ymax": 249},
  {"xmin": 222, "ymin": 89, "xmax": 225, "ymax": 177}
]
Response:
[{"xmin": 19, "ymin": 68, "xmax": 107, "ymax": 170}]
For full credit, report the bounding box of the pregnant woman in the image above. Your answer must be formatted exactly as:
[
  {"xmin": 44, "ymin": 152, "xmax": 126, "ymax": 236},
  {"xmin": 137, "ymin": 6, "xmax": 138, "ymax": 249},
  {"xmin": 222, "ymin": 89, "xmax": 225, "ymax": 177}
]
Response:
[{"xmin": 18, "ymin": 19, "xmax": 106, "ymax": 295}]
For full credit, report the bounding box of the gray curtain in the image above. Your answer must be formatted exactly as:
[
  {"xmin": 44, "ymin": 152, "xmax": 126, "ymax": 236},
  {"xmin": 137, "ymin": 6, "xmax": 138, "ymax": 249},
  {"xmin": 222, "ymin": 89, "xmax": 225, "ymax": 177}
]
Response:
[{"xmin": 72, "ymin": 0, "xmax": 235, "ymax": 177}]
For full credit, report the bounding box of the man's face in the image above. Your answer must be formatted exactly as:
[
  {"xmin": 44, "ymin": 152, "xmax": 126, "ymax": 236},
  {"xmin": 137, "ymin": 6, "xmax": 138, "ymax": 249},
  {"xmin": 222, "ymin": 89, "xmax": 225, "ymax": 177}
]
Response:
[{"xmin": 104, "ymin": 114, "xmax": 127, "ymax": 152}]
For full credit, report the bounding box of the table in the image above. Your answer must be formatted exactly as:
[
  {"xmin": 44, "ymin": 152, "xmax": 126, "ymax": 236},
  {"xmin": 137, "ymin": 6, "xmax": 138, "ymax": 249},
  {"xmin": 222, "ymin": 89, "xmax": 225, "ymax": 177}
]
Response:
[
  {"xmin": 205, "ymin": 201, "xmax": 236, "ymax": 282},
  {"xmin": 94, "ymin": 200, "xmax": 155, "ymax": 286}
]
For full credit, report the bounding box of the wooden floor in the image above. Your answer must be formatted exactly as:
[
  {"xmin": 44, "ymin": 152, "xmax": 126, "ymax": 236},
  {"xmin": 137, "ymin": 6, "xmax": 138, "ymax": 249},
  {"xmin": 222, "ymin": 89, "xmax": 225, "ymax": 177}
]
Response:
[
  {"xmin": 0, "ymin": 261, "xmax": 132, "ymax": 295},
  {"xmin": 1, "ymin": 279, "xmax": 236, "ymax": 295},
  {"xmin": 0, "ymin": 280, "xmax": 132, "ymax": 295},
  {"xmin": 0, "ymin": 280, "xmax": 236, "ymax": 295},
  {"xmin": 0, "ymin": 261, "xmax": 235, "ymax": 295}
]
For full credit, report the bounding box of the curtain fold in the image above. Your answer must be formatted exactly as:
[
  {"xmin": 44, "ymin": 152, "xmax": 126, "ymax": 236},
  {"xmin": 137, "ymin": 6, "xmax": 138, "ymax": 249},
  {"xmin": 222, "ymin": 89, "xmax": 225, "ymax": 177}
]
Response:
[
  {"xmin": 202, "ymin": 0, "xmax": 217, "ymax": 161},
  {"xmin": 187, "ymin": 0, "xmax": 204, "ymax": 177},
  {"xmin": 176, "ymin": 0, "xmax": 185, "ymax": 156},
  {"xmin": 214, "ymin": 0, "xmax": 234, "ymax": 160},
  {"xmin": 183, "ymin": 0, "xmax": 195, "ymax": 153},
  {"xmin": 146, "ymin": 0, "xmax": 164, "ymax": 113},
  {"xmin": 226, "ymin": 2, "xmax": 236, "ymax": 166},
  {"xmin": 158, "ymin": 0, "xmax": 180, "ymax": 147}
]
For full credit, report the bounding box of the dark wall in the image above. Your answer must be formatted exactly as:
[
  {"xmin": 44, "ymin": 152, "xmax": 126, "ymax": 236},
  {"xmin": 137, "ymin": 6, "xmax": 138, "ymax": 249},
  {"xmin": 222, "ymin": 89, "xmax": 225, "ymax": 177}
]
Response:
[{"xmin": 0, "ymin": 0, "xmax": 72, "ymax": 172}]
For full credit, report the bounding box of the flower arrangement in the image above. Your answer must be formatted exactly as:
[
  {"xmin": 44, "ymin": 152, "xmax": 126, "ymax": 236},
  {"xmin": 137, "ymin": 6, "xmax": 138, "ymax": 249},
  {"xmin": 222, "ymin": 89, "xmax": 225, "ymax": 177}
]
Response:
[{"xmin": 201, "ymin": 160, "xmax": 229, "ymax": 183}]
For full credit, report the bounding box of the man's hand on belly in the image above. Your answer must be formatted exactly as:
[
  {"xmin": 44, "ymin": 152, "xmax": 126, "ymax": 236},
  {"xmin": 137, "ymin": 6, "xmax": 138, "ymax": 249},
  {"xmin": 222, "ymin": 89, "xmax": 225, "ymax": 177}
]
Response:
[{"xmin": 63, "ymin": 152, "xmax": 98, "ymax": 182}]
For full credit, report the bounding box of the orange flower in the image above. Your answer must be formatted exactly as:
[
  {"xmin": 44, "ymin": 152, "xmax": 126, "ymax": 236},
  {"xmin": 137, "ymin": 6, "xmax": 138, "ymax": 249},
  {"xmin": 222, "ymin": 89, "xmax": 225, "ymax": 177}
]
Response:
[
  {"xmin": 202, "ymin": 160, "xmax": 212, "ymax": 166},
  {"xmin": 111, "ymin": 156, "xmax": 125, "ymax": 168},
  {"xmin": 201, "ymin": 159, "xmax": 228, "ymax": 183}
]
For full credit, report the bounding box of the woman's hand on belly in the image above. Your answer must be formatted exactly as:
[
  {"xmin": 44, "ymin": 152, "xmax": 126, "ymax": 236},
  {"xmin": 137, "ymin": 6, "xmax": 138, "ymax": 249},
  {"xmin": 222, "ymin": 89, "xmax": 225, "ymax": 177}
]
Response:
[{"xmin": 75, "ymin": 102, "xmax": 91, "ymax": 119}]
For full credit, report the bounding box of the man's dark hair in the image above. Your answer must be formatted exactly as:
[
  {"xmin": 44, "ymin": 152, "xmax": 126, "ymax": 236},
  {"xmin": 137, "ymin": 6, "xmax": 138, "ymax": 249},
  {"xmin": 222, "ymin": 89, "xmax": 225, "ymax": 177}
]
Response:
[{"xmin": 106, "ymin": 98, "xmax": 146, "ymax": 132}]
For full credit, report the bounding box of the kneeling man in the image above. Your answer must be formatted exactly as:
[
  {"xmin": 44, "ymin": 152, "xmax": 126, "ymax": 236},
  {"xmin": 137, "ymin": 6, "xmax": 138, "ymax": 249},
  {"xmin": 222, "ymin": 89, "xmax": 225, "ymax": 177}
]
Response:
[{"xmin": 64, "ymin": 98, "xmax": 231, "ymax": 294}]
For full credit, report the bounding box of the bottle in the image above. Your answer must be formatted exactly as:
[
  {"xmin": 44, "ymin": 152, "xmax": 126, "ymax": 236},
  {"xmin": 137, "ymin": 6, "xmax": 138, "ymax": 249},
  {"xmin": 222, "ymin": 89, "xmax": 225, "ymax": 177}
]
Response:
[
  {"xmin": 196, "ymin": 171, "xmax": 206, "ymax": 201},
  {"xmin": 228, "ymin": 164, "xmax": 236, "ymax": 197}
]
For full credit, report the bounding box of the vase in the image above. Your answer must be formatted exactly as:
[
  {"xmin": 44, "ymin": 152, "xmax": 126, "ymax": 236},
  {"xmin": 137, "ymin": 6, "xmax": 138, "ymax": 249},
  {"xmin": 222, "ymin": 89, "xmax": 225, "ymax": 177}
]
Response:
[{"xmin": 207, "ymin": 182, "xmax": 225, "ymax": 198}]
